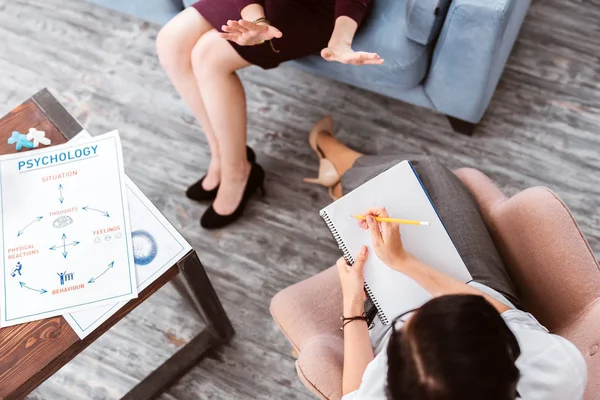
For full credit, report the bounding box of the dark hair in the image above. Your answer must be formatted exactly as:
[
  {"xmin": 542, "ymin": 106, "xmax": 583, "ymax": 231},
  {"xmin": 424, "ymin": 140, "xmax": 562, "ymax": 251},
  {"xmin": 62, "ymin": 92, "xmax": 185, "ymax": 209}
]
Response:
[{"xmin": 386, "ymin": 294, "xmax": 521, "ymax": 400}]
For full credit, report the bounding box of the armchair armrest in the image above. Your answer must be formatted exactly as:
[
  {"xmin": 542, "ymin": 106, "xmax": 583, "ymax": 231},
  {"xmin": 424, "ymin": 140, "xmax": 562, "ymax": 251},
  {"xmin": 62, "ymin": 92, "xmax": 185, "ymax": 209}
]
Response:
[
  {"xmin": 424, "ymin": 0, "xmax": 530, "ymax": 123},
  {"xmin": 456, "ymin": 168, "xmax": 600, "ymax": 331},
  {"xmin": 557, "ymin": 301, "xmax": 600, "ymax": 400},
  {"xmin": 270, "ymin": 267, "xmax": 344, "ymax": 399},
  {"xmin": 296, "ymin": 335, "xmax": 344, "ymax": 400},
  {"xmin": 270, "ymin": 266, "xmax": 342, "ymax": 351},
  {"xmin": 486, "ymin": 185, "xmax": 600, "ymax": 331}
]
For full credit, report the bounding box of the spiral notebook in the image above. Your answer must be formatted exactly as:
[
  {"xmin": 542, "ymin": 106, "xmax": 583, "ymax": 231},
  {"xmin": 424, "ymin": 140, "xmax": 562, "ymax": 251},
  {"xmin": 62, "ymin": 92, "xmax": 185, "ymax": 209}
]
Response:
[{"xmin": 320, "ymin": 160, "xmax": 472, "ymax": 325}]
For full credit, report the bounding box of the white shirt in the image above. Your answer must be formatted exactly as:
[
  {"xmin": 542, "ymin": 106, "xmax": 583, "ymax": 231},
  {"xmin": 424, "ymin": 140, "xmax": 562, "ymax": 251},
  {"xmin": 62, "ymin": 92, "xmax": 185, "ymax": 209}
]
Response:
[{"xmin": 343, "ymin": 283, "xmax": 588, "ymax": 400}]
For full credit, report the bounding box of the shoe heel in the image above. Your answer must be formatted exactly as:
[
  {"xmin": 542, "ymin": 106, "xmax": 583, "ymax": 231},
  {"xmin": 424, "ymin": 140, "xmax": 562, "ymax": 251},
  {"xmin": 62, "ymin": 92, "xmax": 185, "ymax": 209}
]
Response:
[{"xmin": 303, "ymin": 177, "xmax": 321, "ymax": 185}]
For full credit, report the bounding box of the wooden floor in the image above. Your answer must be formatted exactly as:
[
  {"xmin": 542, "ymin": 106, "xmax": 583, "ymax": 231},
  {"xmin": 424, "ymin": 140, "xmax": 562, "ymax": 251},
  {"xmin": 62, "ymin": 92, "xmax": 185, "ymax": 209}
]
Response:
[{"xmin": 0, "ymin": 0, "xmax": 599, "ymax": 398}]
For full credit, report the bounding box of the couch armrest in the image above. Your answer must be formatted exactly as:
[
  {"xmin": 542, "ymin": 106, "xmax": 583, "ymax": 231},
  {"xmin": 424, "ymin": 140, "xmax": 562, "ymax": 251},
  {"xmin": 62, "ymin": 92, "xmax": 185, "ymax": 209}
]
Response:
[
  {"xmin": 296, "ymin": 335, "xmax": 344, "ymax": 400},
  {"xmin": 424, "ymin": 0, "xmax": 530, "ymax": 123}
]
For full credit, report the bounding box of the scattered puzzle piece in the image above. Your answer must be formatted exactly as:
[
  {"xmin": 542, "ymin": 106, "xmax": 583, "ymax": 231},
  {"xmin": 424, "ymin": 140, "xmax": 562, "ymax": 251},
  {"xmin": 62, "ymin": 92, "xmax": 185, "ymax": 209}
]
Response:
[
  {"xmin": 8, "ymin": 131, "xmax": 34, "ymax": 151},
  {"xmin": 26, "ymin": 128, "xmax": 51, "ymax": 147}
]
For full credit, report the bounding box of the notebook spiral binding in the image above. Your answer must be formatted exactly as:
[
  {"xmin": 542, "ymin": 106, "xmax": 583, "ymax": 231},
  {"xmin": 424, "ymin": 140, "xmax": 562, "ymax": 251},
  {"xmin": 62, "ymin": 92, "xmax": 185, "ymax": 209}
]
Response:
[{"xmin": 320, "ymin": 211, "xmax": 390, "ymax": 325}]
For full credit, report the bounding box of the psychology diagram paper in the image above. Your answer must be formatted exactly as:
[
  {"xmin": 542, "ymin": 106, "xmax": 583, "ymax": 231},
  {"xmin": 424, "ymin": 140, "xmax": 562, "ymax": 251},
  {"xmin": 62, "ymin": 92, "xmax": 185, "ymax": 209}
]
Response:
[
  {"xmin": 0, "ymin": 131, "xmax": 137, "ymax": 327},
  {"xmin": 63, "ymin": 131, "xmax": 192, "ymax": 339}
]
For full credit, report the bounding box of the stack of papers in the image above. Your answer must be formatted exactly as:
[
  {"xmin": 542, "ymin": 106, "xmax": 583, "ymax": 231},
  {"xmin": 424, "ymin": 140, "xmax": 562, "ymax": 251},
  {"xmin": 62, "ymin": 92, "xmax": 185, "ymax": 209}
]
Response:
[{"xmin": 0, "ymin": 130, "xmax": 191, "ymax": 338}]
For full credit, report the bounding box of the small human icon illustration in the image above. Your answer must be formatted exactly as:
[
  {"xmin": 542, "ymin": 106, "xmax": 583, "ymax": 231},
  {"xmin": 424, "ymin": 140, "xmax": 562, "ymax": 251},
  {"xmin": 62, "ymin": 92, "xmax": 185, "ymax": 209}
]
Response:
[
  {"xmin": 57, "ymin": 271, "xmax": 75, "ymax": 285},
  {"xmin": 11, "ymin": 262, "xmax": 23, "ymax": 277}
]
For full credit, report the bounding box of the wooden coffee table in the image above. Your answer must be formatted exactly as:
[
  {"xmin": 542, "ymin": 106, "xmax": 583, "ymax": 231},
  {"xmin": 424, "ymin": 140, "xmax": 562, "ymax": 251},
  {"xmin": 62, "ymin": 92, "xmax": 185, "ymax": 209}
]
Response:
[{"xmin": 0, "ymin": 89, "xmax": 234, "ymax": 400}]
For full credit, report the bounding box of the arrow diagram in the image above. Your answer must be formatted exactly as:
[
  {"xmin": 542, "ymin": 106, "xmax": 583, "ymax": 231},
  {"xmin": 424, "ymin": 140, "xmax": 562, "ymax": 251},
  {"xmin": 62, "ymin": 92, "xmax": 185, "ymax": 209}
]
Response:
[
  {"xmin": 82, "ymin": 206, "xmax": 110, "ymax": 217},
  {"xmin": 17, "ymin": 216, "xmax": 43, "ymax": 237},
  {"xmin": 88, "ymin": 261, "xmax": 115, "ymax": 283},
  {"xmin": 62, "ymin": 233, "xmax": 67, "ymax": 258},
  {"xmin": 59, "ymin": 184, "xmax": 64, "ymax": 204},
  {"xmin": 49, "ymin": 233, "xmax": 80, "ymax": 258},
  {"xmin": 19, "ymin": 282, "xmax": 47, "ymax": 294}
]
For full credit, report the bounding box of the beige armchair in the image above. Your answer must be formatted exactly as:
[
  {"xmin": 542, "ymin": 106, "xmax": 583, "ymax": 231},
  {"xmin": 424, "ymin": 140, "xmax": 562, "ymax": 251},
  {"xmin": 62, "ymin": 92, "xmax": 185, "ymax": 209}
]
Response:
[{"xmin": 270, "ymin": 168, "xmax": 600, "ymax": 400}]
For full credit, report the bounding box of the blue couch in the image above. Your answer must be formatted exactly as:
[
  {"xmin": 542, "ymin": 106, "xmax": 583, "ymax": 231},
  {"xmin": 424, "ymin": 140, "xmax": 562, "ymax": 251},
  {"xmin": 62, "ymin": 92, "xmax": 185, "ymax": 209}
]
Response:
[
  {"xmin": 296, "ymin": 0, "xmax": 531, "ymax": 134},
  {"xmin": 90, "ymin": 0, "xmax": 530, "ymax": 134}
]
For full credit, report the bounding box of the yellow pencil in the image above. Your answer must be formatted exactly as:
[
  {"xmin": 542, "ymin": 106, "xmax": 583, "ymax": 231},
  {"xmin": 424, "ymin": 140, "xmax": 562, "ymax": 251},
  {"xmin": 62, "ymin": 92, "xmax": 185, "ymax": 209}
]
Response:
[{"xmin": 352, "ymin": 215, "xmax": 430, "ymax": 226}]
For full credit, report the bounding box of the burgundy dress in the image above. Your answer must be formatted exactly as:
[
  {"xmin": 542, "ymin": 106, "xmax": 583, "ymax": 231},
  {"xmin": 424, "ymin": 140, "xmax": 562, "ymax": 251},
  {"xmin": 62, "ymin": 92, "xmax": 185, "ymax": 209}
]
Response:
[{"xmin": 192, "ymin": 0, "xmax": 370, "ymax": 69}]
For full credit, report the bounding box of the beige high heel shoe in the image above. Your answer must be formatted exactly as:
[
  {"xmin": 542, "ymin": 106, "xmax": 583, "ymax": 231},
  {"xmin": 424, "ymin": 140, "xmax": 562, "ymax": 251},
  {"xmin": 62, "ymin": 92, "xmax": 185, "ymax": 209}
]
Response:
[{"xmin": 303, "ymin": 116, "xmax": 342, "ymax": 200}]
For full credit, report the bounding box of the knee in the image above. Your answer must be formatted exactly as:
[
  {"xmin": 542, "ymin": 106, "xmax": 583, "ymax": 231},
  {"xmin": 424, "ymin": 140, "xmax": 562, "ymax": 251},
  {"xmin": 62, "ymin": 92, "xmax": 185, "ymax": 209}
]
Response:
[
  {"xmin": 410, "ymin": 157, "xmax": 450, "ymax": 177},
  {"xmin": 191, "ymin": 34, "xmax": 228, "ymax": 83},
  {"xmin": 156, "ymin": 22, "xmax": 192, "ymax": 72},
  {"xmin": 411, "ymin": 156, "xmax": 443, "ymax": 167}
]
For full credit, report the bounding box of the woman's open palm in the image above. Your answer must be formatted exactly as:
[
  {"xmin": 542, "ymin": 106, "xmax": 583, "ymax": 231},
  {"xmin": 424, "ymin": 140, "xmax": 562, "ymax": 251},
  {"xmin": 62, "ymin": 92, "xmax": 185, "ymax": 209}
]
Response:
[
  {"xmin": 321, "ymin": 43, "xmax": 383, "ymax": 66},
  {"xmin": 220, "ymin": 19, "xmax": 282, "ymax": 46}
]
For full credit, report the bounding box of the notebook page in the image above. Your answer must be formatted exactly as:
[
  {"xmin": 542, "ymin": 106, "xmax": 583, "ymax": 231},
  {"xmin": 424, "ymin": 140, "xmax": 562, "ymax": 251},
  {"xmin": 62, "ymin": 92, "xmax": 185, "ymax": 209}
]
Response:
[{"xmin": 321, "ymin": 161, "xmax": 471, "ymax": 324}]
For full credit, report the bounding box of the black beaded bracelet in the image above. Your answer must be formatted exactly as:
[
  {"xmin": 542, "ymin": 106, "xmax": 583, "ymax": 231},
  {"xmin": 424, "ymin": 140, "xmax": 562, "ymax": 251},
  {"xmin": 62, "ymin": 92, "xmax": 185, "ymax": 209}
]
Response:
[{"xmin": 340, "ymin": 313, "xmax": 368, "ymax": 331}]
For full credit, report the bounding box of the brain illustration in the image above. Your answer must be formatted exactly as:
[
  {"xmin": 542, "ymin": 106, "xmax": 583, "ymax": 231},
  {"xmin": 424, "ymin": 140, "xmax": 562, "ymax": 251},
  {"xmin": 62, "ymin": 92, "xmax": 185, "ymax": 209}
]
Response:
[{"xmin": 53, "ymin": 216, "xmax": 73, "ymax": 228}]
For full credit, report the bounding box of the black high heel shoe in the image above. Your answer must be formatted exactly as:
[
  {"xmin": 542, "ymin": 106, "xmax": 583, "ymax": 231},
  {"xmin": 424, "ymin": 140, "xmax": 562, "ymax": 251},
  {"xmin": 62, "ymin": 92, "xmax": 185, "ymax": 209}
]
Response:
[
  {"xmin": 200, "ymin": 162, "xmax": 266, "ymax": 229},
  {"xmin": 186, "ymin": 146, "xmax": 256, "ymax": 202}
]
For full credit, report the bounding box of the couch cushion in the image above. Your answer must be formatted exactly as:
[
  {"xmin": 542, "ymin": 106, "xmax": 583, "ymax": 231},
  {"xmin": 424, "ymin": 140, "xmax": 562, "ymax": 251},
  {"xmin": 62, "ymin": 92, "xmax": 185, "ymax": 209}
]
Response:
[
  {"xmin": 406, "ymin": 0, "xmax": 452, "ymax": 45},
  {"xmin": 294, "ymin": 0, "xmax": 431, "ymax": 91}
]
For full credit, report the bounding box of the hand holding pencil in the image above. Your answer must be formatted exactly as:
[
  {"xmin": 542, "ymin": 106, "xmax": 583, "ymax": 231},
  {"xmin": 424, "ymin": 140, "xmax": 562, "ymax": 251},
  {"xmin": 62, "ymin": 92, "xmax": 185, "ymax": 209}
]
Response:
[
  {"xmin": 353, "ymin": 215, "xmax": 429, "ymax": 226},
  {"xmin": 353, "ymin": 208, "xmax": 429, "ymax": 229},
  {"xmin": 356, "ymin": 207, "xmax": 417, "ymax": 270}
]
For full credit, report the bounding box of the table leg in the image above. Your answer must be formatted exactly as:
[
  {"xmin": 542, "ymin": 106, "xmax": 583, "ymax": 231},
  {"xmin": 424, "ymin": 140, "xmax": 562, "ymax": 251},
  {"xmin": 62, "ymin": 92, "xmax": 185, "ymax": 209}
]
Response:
[
  {"xmin": 176, "ymin": 251, "xmax": 235, "ymax": 341},
  {"xmin": 121, "ymin": 328, "xmax": 219, "ymax": 400},
  {"xmin": 121, "ymin": 251, "xmax": 234, "ymax": 399}
]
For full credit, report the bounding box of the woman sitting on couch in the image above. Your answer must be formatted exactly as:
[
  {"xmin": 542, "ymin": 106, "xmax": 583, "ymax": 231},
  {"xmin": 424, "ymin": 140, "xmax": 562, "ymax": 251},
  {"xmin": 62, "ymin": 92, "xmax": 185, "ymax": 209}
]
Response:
[
  {"xmin": 303, "ymin": 116, "xmax": 588, "ymax": 399},
  {"xmin": 157, "ymin": 0, "xmax": 382, "ymax": 229}
]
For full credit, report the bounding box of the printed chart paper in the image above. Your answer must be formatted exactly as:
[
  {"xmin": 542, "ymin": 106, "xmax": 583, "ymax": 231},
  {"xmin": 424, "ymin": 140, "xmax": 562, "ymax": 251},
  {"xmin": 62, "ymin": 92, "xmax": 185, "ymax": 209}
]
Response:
[
  {"xmin": 0, "ymin": 131, "xmax": 137, "ymax": 327},
  {"xmin": 63, "ymin": 131, "xmax": 192, "ymax": 339}
]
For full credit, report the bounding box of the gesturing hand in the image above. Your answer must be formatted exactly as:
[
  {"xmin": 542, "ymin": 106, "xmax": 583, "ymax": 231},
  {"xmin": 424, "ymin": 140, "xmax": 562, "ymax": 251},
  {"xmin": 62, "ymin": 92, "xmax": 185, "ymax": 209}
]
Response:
[
  {"xmin": 219, "ymin": 19, "xmax": 282, "ymax": 46},
  {"xmin": 321, "ymin": 42, "xmax": 383, "ymax": 66},
  {"xmin": 336, "ymin": 246, "xmax": 369, "ymax": 314},
  {"xmin": 359, "ymin": 207, "xmax": 409, "ymax": 269}
]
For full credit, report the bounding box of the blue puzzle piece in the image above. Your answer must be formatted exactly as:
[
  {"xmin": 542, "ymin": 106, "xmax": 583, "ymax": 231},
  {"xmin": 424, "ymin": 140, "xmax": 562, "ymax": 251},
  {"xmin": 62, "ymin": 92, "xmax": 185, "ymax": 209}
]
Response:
[{"xmin": 8, "ymin": 131, "xmax": 34, "ymax": 151}]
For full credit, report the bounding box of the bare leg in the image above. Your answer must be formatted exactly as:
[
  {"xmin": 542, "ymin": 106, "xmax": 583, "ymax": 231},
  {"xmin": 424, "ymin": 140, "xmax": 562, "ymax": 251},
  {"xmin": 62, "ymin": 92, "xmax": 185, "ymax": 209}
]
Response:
[
  {"xmin": 191, "ymin": 31, "xmax": 252, "ymax": 215},
  {"xmin": 316, "ymin": 133, "xmax": 363, "ymax": 198},
  {"xmin": 156, "ymin": 9, "xmax": 221, "ymax": 190}
]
